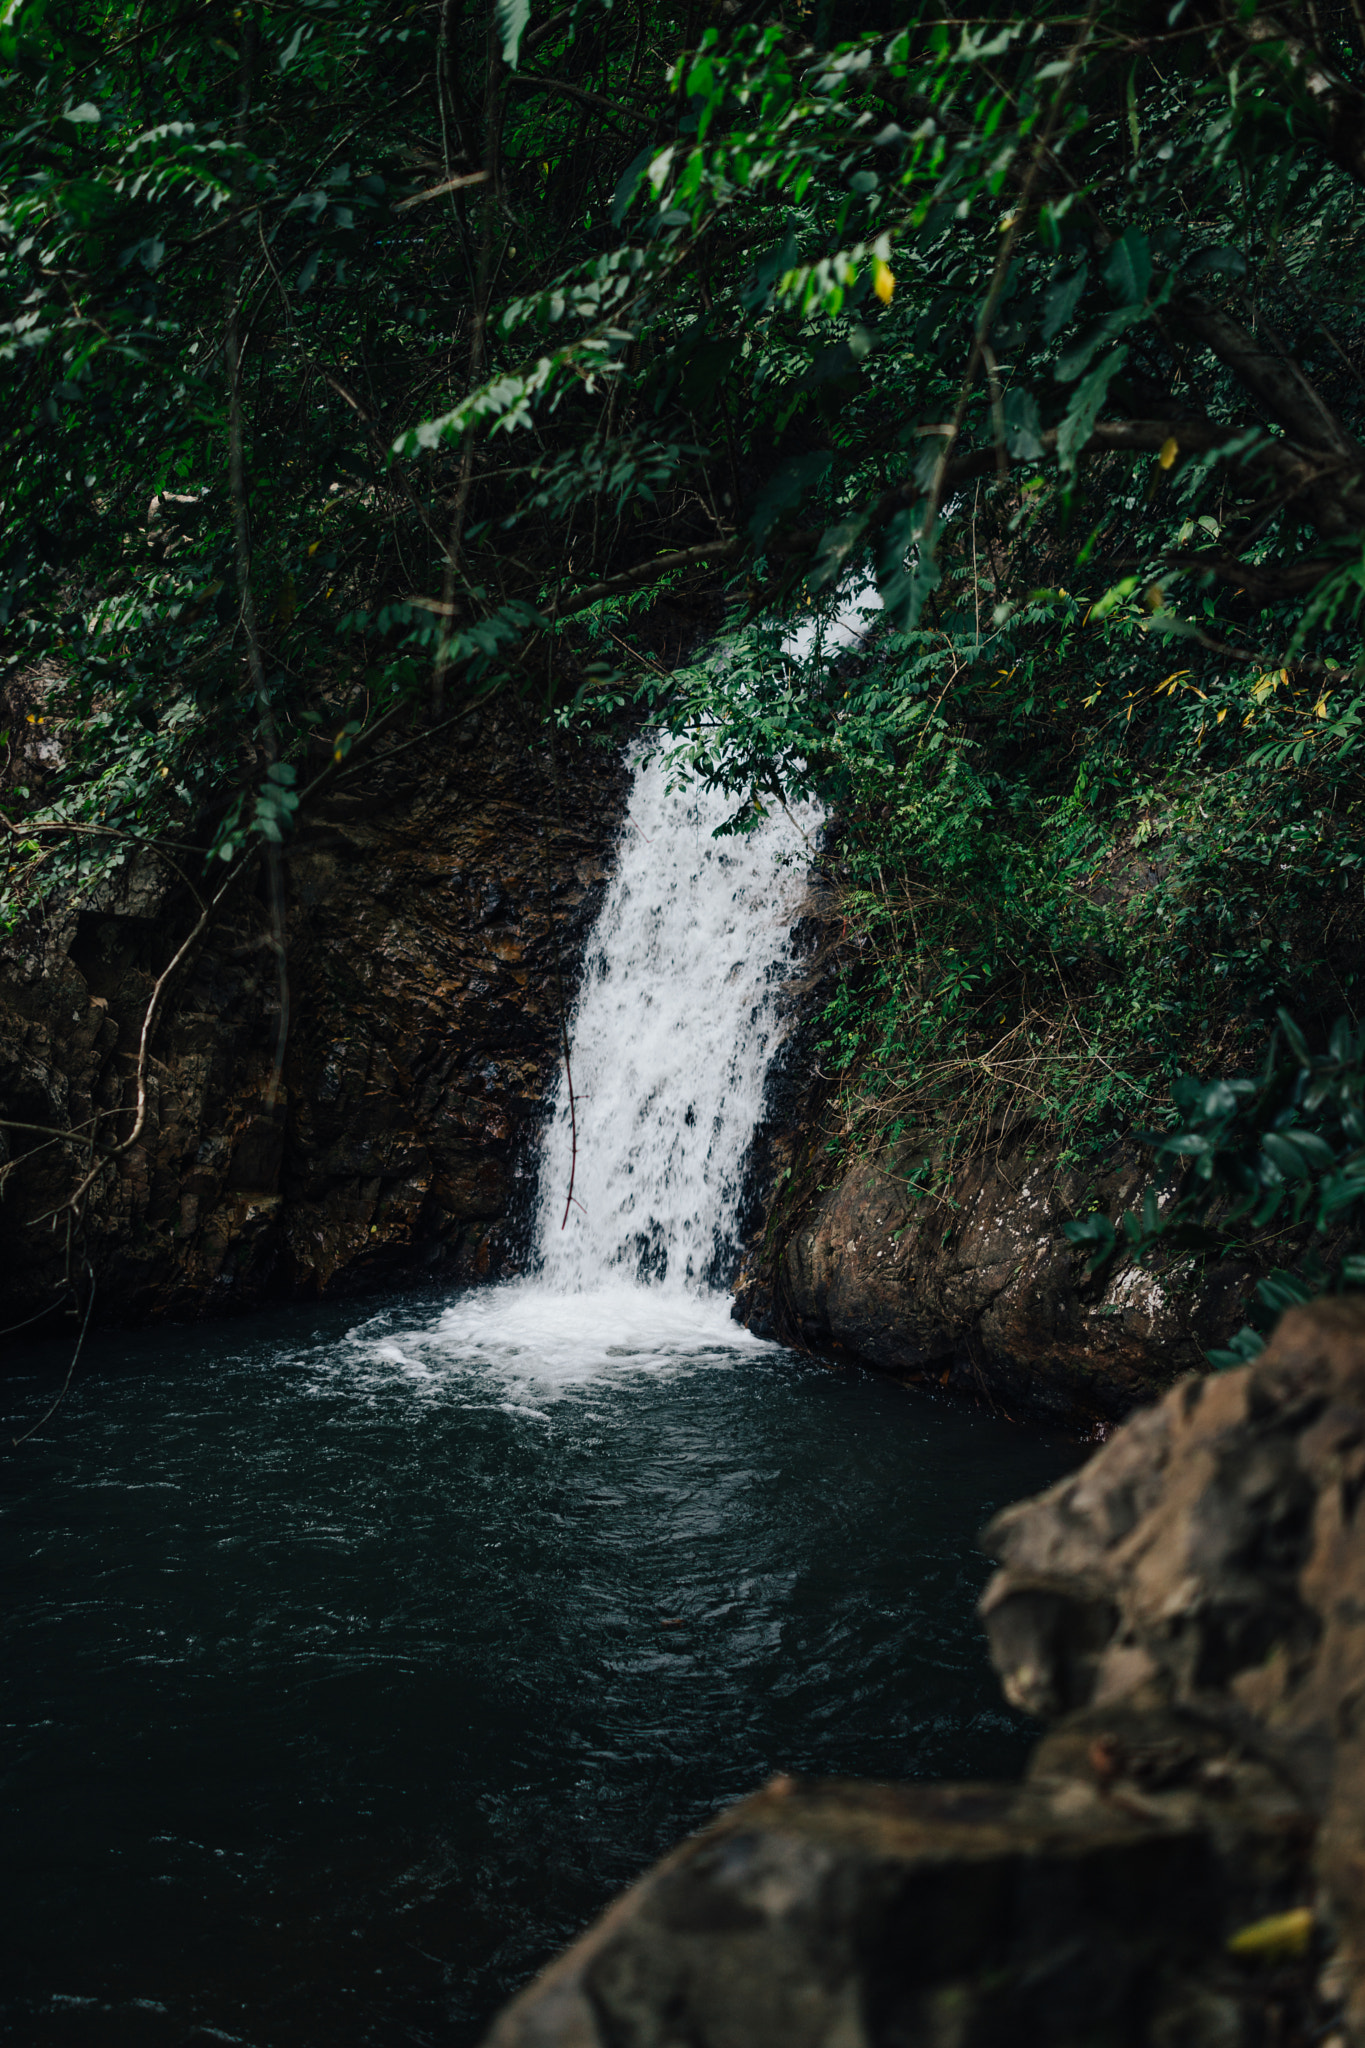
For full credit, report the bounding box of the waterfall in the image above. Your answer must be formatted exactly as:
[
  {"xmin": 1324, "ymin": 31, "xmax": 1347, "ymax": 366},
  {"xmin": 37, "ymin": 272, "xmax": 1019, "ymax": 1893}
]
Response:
[
  {"xmin": 388, "ymin": 740, "xmax": 819, "ymax": 1390},
  {"xmin": 534, "ymin": 747, "xmax": 817, "ymax": 1294}
]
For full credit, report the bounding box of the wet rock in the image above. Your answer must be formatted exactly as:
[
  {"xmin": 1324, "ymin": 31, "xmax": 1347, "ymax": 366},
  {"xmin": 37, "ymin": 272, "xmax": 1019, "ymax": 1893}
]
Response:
[
  {"xmin": 0, "ymin": 710, "xmax": 631, "ymax": 1325},
  {"xmin": 746, "ymin": 1133, "xmax": 1254, "ymax": 1428}
]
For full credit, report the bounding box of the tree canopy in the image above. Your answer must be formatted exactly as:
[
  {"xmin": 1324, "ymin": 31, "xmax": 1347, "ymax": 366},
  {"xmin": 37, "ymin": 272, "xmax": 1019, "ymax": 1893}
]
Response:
[{"xmin": 4, "ymin": 0, "xmax": 1365, "ymax": 1335}]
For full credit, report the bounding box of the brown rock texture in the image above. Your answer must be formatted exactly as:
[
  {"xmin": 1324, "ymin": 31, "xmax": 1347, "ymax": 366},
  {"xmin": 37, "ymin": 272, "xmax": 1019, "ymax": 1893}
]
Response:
[
  {"xmin": 982, "ymin": 1294, "xmax": 1365, "ymax": 2042},
  {"xmin": 482, "ymin": 1300, "xmax": 1365, "ymax": 2048},
  {"xmin": 0, "ymin": 709, "xmax": 630, "ymax": 1326},
  {"xmin": 485, "ymin": 1759, "xmax": 1320, "ymax": 2048},
  {"xmin": 744, "ymin": 1134, "xmax": 1255, "ymax": 1429}
]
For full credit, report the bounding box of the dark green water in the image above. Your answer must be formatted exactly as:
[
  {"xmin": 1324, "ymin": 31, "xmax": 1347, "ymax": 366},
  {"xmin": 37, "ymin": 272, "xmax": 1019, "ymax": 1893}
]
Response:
[{"xmin": 2, "ymin": 1284, "xmax": 1076, "ymax": 2048}]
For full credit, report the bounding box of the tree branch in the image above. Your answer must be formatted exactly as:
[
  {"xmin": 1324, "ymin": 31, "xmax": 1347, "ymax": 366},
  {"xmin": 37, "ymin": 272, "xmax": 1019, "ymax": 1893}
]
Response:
[
  {"xmin": 1170, "ymin": 294, "xmax": 1365, "ymax": 470},
  {"xmin": 504, "ymin": 71, "xmax": 654, "ymax": 129},
  {"xmin": 550, "ymin": 535, "xmax": 743, "ymax": 616}
]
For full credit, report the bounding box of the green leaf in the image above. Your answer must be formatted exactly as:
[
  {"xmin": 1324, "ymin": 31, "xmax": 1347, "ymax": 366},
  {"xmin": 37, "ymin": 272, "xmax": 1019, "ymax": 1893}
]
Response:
[
  {"xmin": 1104, "ymin": 227, "xmax": 1151, "ymax": 306},
  {"xmin": 1207, "ymin": 1328, "xmax": 1265, "ymax": 1371},
  {"xmin": 1062, "ymin": 1212, "xmax": 1116, "ymax": 1249},
  {"xmin": 278, "ymin": 22, "xmax": 306, "ymax": 70},
  {"xmin": 1056, "ymin": 347, "xmax": 1127, "ymax": 472},
  {"xmin": 1055, "ymin": 307, "xmax": 1142, "ymax": 382},
  {"xmin": 63, "ymin": 101, "xmax": 101, "ymax": 124},
  {"xmin": 1184, "ymin": 245, "xmax": 1247, "ymax": 280},
  {"xmin": 1284, "ymin": 1128, "xmax": 1336, "ymax": 1169},
  {"xmin": 1262, "ymin": 1131, "xmax": 1314, "ymax": 1180},
  {"xmin": 883, "ymin": 537, "xmax": 940, "ymax": 632},
  {"xmin": 1063, "ymin": 1210, "xmax": 1117, "ymax": 1276},
  {"xmin": 1002, "ymin": 388, "xmax": 1043, "ymax": 460},
  {"xmin": 749, "ymin": 452, "xmax": 830, "ymax": 544},
  {"xmin": 612, "ymin": 145, "xmax": 654, "ymax": 226},
  {"xmin": 1041, "ymin": 262, "xmax": 1087, "ymax": 343},
  {"xmin": 809, "ymin": 518, "xmax": 866, "ymax": 592},
  {"xmin": 496, "ymin": 0, "xmax": 531, "ymax": 68},
  {"xmin": 1257, "ymin": 1270, "xmax": 1315, "ymax": 1313}
]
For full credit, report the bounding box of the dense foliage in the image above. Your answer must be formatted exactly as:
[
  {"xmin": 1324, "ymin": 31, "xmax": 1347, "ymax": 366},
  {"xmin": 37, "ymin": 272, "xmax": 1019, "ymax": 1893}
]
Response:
[
  {"xmin": 1065, "ymin": 1008, "xmax": 1365, "ymax": 1359},
  {"xmin": 4, "ymin": 0, "xmax": 1365, "ymax": 1323}
]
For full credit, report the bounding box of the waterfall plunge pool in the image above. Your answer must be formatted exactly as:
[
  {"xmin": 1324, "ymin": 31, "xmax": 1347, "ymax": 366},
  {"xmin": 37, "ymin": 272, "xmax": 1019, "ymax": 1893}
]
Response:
[
  {"xmin": 5, "ymin": 734, "xmax": 1078, "ymax": 2044},
  {"xmin": 3, "ymin": 1288, "xmax": 1077, "ymax": 2048}
]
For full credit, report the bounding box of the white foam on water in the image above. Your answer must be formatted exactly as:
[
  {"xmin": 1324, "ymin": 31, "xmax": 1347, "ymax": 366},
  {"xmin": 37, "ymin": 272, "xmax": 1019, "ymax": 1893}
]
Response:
[
  {"xmin": 430, "ymin": 1280, "xmax": 770, "ymax": 1386},
  {"xmin": 326, "ymin": 1282, "xmax": 773, "ymax": 1411},
  {"xmin": 781, "ymin": 570, "xmax": 882, "ymax": 666}
]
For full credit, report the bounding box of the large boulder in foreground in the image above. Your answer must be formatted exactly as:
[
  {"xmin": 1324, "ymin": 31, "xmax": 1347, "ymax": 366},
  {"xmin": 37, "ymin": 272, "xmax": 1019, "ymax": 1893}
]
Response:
[
  {"xmin": 982, "ymin": 1293, "xmax": 1365, "ymax": 2043},
  {"xmin": 486, "ymin": 1772, "xmax": 1314, "ymax": 2048},
  {"xmin": 483, "ymin": 1299, "xmax": 1365, "ymax": 2048}
]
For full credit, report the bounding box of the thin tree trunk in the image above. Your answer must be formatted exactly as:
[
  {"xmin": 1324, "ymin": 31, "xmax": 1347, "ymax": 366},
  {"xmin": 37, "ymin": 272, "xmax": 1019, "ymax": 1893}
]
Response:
[{"xmin": 226, "ymin": 9, "xmax": 291, "ymax": 1106}]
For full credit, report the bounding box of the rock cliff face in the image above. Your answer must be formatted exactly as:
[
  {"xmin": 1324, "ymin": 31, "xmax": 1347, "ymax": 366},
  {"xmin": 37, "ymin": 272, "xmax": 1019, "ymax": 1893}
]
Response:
[
  {"xmin": 0, "ymin": 710, "xmax": 630, "ymax": 1328},
  {"xmin": 737, "ymin": 1131, "xmax": 1256, "ymax": 1431},
  {"xmin": 483, "ymin": 1298, "xmax": 1365, "ymax": 2048}
]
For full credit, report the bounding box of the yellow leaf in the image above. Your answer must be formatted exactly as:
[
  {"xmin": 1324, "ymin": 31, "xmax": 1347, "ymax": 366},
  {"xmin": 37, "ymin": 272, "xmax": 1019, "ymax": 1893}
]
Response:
[
  {"xmin": 1217, "ymin": 707, "xmax": 1227, "ymax": 722},
  {"xmin": 873, "ymin": 259, "xmax": 895, "ymax": 305},
  {"xmin": 308, "ymin": 540, "xmax": 322, "ymax": 556},
  {"xmin": 1158, "ymin": 436, "xmax": 1179, "ymax": 470},
  {"xmin": 1227, "ymin": 1908, "xmax": 1313, "ymax": 1961},
  {"xmin": 1314, "ymin": 694, "xmax": 1331, "ymax": 719}
]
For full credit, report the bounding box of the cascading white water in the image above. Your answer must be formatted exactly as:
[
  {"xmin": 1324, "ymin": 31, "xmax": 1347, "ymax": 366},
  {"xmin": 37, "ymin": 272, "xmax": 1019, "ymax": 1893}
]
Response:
[
  {"xmin": 534, "ymin": 747, "xmax": 817, "ymax": 1294},
  {"xmin": 357, "ymin": 577, "xmax": 889, "ymax": 1389},
  {"xmin": 377, "ymin": 742, "xmax": 819, "ymax": 1392}
]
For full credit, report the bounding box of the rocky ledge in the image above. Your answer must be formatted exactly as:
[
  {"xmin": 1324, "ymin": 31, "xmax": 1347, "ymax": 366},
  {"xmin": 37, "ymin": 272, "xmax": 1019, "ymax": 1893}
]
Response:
[
  {"xmin": 737, "ymin": 1131, "xmax": 1257, "ymax": 1431},
  {"xmin": 485, "ymin": 1297, "xmax": 1365, "ymax": 2048}
]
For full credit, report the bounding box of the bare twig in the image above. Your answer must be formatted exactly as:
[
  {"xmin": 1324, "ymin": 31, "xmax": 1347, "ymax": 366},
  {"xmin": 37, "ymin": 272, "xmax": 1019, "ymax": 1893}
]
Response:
[
  {"xmin": 392, "ymin": 168, "xmax": 490, "ymax": 211},
  {"xmin": 26, "ymin": 854, "xmax": 249, "ymax": 1229},
  {"xmin": 11, "ymin": 1262, "xmax": 96, "ymax": 1447}
]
